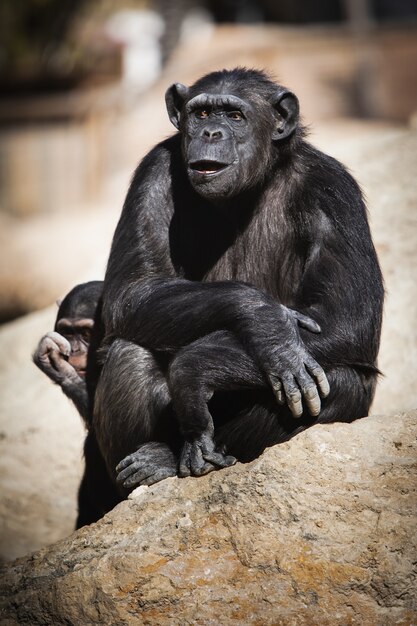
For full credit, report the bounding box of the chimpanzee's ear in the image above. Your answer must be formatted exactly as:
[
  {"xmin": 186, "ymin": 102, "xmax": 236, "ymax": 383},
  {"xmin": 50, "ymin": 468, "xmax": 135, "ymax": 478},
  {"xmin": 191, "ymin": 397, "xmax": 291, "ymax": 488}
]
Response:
[
  {"xmin": 271, "ymin": 89, "xmax": 299, "ymax": 141},
  {"xmin": 165, "ymin": 83, "xmax": 190, "ymax": 129}
]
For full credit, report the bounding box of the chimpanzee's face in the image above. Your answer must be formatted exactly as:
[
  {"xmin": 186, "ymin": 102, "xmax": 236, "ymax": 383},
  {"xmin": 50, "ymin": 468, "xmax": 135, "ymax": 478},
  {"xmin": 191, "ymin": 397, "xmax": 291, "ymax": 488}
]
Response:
[
  {"xmin": 165, "ymin": 77, "xmax": 299, "ymax": 202},
  {"xmin": 181, "ymin": 92, "xmax": 274, "ymax": 200},
  {"xmin": 55, "ymin": 318, "xmax": 94, "ymax": 376}
]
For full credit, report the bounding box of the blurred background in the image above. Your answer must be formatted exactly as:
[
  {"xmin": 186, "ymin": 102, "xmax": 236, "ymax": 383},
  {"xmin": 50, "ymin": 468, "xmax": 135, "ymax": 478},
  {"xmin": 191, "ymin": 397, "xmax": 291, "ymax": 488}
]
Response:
[
  {"xmin": 0, "ymin": 0, "xmax": 416, "ymax": 562},
  {"xmin": 0, "ymin": 0, "xmax": 417, "ymax": 322}
]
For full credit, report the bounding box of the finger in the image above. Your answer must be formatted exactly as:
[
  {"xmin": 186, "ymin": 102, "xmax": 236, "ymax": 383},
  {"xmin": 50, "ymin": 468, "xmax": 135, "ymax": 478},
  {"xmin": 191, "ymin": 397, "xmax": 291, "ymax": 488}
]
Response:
[
  {"xmin": 179, "ymin": 444, "xmax": 191, "ymax": 477},
  {"xmin": 39, "ymin": 338, "xmax": 62, "ymax": 359},
  {"xmin": 193, "ymin": 461, "xmax": 216, "ymax": 476},
  {"xmin": 49, "ymin": 350, "xmax": 69, "ymax": 372},
  {"xmin": 316, "ymin": 370, "xmax": 330, "ymax": 398},
  {"xmin": 267, "ymin": 373, "xmax": 285, "ymax": 404},
  {"xmin": 122, "ymin": 467, "xmax": 155, "ymax": 488},
  {"xmin": 282, "ymin": 376, "xmax": 303, "ymax": 418},
  {"xmin": 303, "ymin": 386, "xmax": 321, "ymax": 416},
  {"xmin": 305, "ymin": 357, "xmax": 330, "ymax": 398},
  {"xmin": 117, "ymin": 462, "xmax": 144, "ymax": 483},
  {"xmin": 203, "ymin": 451, "xmax": 237, "ymax": 468},
  {"xmin": 178, "ymin": 464, "xmax": 191, "ymax": 478},
  {"xmin": 116, "ymin": 454, "xmax": 136, "ymax": 472},
  {"xmin": 37, "ymin": 337, "xmax": 57, "ymax": 357},
  {"xmin": 140, "ymin": 468, "xmax": 176, "ymax": 486},
  {"xmin": 190, "ymin": 444, "xmax": 210, "ymax": 476},
  {"xmin": 291, "ymin": 311, "xmax": 321, "ymax": 334},
  {"xmin": 46, "ymin": 332, "xmax": 71, "ymax": 356},
  {"xmin": 186, "ymin": 440, "xmax": 217, "ymax": 476},
  {"xmin": 296, "ymin": 371, "xmax": 321, "ymax": 416}
]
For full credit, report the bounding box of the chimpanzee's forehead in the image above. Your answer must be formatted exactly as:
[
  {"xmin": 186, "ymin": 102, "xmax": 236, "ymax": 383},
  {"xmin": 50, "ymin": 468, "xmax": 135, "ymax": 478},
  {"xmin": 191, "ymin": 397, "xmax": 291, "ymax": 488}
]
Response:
[
  {"xmin": 185, "ymin": 92, "xmax": 253, "ymax": 113},
  {"xmin": 57, "ymin": 281, "xmax": 103, "ymax": 320}
]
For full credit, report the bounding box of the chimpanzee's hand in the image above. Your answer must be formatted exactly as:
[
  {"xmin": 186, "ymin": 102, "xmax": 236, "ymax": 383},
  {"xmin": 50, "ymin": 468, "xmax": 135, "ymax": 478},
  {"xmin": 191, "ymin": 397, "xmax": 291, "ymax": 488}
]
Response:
[
  {"xmin": 179, "ymin": 430, "xmax": 237, "ymax": 478},
  {"xmin": 33, "ymin": 331, "xmax": 79, "ymax": 384},
  {"xmin": 116, "ymin": 442, "xmax": 178, "ymax": 488},
  {"xmin": 245, "ymin": 304, "xmax": 330, "ymax": 418}
]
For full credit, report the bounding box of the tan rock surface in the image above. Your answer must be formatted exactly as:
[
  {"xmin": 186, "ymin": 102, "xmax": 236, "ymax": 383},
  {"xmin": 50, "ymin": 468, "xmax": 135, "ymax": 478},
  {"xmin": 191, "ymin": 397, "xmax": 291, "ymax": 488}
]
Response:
[{"xmin": 1, "ymin": 411, "xmax": 416, "ymax": 626}]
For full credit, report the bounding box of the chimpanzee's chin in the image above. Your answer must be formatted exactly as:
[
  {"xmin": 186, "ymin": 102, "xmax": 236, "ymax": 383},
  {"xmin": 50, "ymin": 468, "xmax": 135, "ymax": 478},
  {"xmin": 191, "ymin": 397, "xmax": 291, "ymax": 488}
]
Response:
[{"xmin": 189, "ymin": 171, "xmax": 240, "ymax": 200}]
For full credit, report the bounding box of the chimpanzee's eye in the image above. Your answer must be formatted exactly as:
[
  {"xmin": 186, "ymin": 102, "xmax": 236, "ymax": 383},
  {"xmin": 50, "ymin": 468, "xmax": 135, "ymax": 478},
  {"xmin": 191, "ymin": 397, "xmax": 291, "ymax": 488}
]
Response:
[
  {"xmin": 81, "ymin": 329, "xmax": 92, "ymax": 342},
  {"xmin": 227, "ymin": 111, "xmax": 243, "ymax": 121},
  {"xmin": 195, "ymin": 109, "xmax": 210, "ymax": 119},
  {"xmin": 60, "ymin": 328, "xmax": 74, "ymax": 338}
]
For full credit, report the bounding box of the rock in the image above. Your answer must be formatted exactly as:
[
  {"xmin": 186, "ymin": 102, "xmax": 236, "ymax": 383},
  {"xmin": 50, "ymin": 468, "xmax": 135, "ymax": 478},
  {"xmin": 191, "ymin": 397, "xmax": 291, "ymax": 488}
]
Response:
[{"xmin": 1, "ymin": 411, "xmax": 416, "ymax": 625}]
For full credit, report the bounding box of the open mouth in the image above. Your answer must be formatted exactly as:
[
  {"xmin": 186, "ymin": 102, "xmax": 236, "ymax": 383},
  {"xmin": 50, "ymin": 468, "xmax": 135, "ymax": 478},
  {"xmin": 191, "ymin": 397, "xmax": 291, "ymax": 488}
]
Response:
[{"xmin": 189, "ymin": 160, "xmax": 229, "ymax": 175}]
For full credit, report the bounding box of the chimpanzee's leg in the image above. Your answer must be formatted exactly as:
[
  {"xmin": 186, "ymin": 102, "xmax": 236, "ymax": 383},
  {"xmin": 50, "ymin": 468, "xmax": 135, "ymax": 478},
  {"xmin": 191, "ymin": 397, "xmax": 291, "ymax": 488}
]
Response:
[
  {"xmin": 168, "ymin": 330, "xmax": 376, "ymax": 474},
  {"xmin": 167, "ymin": 330, "xmax": 265, "ymax": 475},
  {"xmin": 104, "ymin": 334, "xmax": 375, "ymax": 488},
  {"xmin": 93, "ymin": 339, "xmax": 180, "ymax": 489},
  {"xmin": 111, "ymin": 331, "xmax": 265, "ymax": 488}
]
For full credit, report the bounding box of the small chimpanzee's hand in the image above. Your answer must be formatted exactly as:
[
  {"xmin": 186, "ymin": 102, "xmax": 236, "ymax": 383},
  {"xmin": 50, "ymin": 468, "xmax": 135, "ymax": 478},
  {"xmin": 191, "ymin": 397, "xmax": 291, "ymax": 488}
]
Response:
[
  {"xmin": 179, "ymin": 430, "xmax": 237, "ymax": 478},
  {"xmin": 245, "ymin": 304, "xmax": 330, "ymax": 418},
  {"xmin": 116, "ymin": 442, "xmax": 178, "ymax": 488},
  {"xmin": 33, "ymin": 331, "xmax": 79, "ymax": 384}
]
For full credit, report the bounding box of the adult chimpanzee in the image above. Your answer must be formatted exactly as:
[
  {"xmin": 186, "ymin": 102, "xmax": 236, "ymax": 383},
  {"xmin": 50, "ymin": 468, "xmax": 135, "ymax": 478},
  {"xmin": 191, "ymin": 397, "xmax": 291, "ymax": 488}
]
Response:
[
  {"xmin": 93, "ymin": 68, "xmax": 383, "ymax": 492},
  {"xmin": 33, "ymin": 281, "xmax": 122, "ymax": 527}
]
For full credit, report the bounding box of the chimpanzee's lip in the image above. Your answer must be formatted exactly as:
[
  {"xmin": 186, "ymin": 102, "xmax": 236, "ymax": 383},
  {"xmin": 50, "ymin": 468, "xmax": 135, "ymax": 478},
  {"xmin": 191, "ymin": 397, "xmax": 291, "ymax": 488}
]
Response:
[
  {"xmin": 189, "ymin": 160, "xmax": 230, "ymax": 175},
  {"xmin": 77, "ymin": 370, "xmax": 87, "ymax": 378}
]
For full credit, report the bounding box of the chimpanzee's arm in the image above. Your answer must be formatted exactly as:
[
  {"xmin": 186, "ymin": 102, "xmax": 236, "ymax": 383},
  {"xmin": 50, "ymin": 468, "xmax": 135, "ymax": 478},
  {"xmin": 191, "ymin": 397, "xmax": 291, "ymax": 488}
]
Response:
[
  {"xmin": 295, "ymin": 156, "xmax": 384, "ymax": 371},
  {"xmin": 33, "ymin": 332, "xmax": 89, "ymax": 423}
]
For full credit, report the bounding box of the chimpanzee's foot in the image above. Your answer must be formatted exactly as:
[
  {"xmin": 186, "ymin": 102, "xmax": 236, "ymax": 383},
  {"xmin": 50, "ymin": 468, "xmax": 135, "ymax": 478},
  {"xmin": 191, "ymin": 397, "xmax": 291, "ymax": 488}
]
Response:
[
  {"xmin": 179, "ymin": 430, "xmax": 237, "ymax": 477},
  {"xmin": 116, "ymin": 442, "xmax": 177, "ymax": 488}
]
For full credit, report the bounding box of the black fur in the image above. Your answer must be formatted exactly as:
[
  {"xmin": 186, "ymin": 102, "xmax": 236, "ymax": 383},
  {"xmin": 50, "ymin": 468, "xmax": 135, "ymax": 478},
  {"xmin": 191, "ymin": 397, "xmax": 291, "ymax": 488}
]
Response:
[{"xmin": 89, "ymin": 68, "xmax": 384, "ymax": 511}]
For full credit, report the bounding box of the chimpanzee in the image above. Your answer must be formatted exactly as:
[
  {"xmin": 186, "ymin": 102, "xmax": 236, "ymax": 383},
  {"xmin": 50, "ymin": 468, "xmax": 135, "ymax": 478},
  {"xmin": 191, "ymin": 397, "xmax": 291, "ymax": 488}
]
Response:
[
  {"xmin": 33, "ymin": 281, "xmax": 103, "ymax": 422},
  {"xmin": 92, "ymin": 68, "xmax": 383, "ymax": 493},
  {"xmin": 33, "ymin": 281, "xmax": 122, "ymax": 527}
]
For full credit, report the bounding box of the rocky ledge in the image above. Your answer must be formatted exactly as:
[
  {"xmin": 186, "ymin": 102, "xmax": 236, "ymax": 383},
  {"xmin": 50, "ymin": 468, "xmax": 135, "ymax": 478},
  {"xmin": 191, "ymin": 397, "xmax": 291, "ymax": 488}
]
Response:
[{"xmin": 1, "ymin": 411, "xmax": 416, "ymax": 626}]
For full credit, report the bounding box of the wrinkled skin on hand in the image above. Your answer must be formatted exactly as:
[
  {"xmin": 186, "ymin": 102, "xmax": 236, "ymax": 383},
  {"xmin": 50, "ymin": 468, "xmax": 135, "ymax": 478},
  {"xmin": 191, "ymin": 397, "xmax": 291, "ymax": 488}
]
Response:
[
  {"xmin": 179, "ymin": 428, "xmax": 237, "ymax": 478},
  {"xmin": 245, "ymin": 304, "xmax": 330, "ymax": 418},
  {"xmin": 116, "ymin": 442, "xmax": 178, "ymax": 488},
  {"xmin": 33, "ymin": 331, "xmax": 82, "ymax": 385}
]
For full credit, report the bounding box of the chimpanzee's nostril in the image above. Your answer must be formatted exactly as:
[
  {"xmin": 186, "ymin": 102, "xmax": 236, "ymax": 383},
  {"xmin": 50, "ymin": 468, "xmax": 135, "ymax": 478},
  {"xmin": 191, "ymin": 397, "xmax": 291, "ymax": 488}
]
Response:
[{"xmin": 203, "ymin": 128, "xmax": 223, "ymax": 140}]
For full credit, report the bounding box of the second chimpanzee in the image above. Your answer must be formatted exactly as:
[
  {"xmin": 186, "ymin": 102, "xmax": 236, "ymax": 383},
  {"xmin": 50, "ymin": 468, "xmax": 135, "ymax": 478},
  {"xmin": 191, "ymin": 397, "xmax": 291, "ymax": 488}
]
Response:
[
  {"xmin": 33, "ymin": 281, "xmax": 103, "ymax": 423},
  {"xmin": 92, "ymin": 68, "xmax": 383, "ymax": 492},
  {"xmin": 33, "ymin": 281, "xmax": 122, "ymax": 527}
]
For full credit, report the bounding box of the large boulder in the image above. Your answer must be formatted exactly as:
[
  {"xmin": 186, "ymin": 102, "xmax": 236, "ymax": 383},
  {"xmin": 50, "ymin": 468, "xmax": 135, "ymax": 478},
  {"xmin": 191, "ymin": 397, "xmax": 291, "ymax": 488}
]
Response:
[{"xmin": 1, "ymin": 411, "xmax": 416, "ymax": 625}]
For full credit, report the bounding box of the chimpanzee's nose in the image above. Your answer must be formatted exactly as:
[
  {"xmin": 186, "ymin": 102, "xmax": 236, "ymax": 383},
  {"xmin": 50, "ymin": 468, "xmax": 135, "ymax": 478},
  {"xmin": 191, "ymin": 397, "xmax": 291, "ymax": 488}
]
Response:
[{"xmin": 203, "ymin": 128, "xmax": 223, "ymax": 141}]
